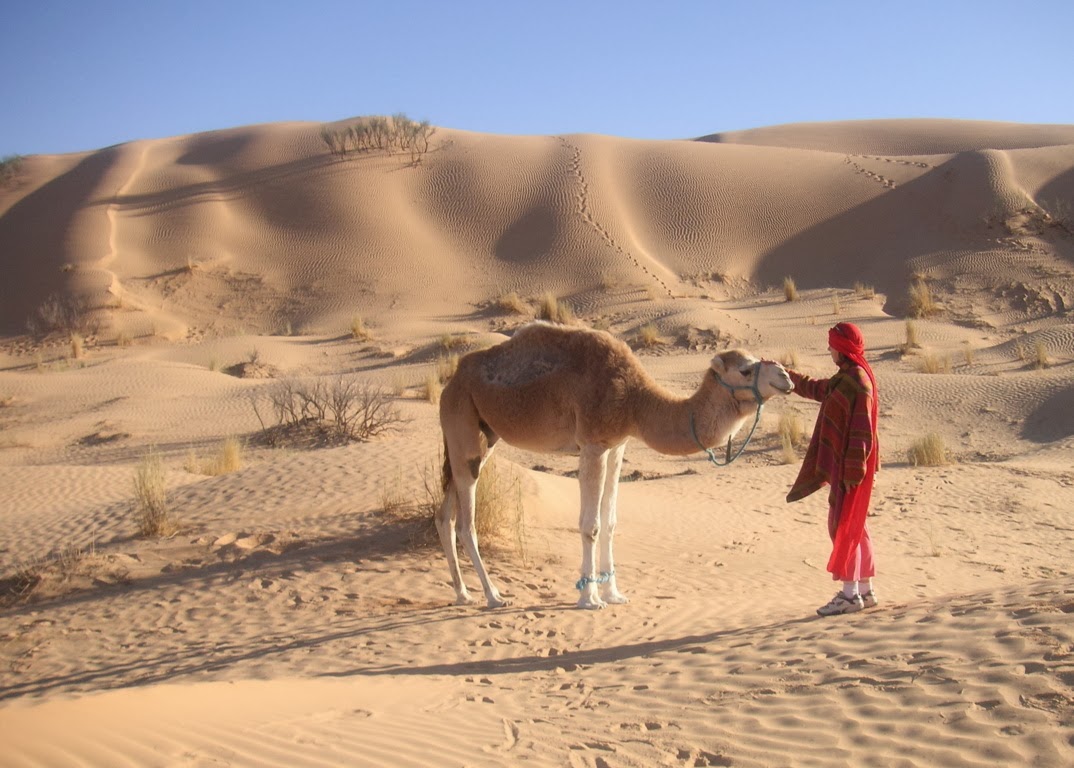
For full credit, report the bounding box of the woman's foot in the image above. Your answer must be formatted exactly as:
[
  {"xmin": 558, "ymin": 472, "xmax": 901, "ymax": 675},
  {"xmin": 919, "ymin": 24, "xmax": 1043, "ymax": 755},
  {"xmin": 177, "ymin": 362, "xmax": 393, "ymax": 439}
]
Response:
[
  {"xmin": 861, "ymin": 590, "xmax": 879, "ymax": 609},
  {"xmin": 817, "ymin": 592, "xmax": 864, "ymax": 616}
]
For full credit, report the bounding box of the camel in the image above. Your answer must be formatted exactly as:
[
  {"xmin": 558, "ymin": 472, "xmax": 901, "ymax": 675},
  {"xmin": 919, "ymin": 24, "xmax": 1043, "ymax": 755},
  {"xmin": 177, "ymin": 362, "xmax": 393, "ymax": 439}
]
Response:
[{"xmin": 436, "ymin": 321, "xmax": 793, "ymax": 609}]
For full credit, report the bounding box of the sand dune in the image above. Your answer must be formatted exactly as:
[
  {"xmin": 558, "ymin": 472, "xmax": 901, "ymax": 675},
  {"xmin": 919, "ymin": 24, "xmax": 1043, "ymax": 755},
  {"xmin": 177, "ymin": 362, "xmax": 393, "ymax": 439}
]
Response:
[{"xmin": 1, "ymin": 118, "xmax": 1073, "ymax": 766}]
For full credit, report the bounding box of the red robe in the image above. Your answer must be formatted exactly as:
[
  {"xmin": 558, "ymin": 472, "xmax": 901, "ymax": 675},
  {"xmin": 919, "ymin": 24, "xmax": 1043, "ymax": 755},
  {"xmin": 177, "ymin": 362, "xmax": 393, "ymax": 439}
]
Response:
[{"xmin": 787, "ymin": 363, "xmax": 878, "ymax": 578}]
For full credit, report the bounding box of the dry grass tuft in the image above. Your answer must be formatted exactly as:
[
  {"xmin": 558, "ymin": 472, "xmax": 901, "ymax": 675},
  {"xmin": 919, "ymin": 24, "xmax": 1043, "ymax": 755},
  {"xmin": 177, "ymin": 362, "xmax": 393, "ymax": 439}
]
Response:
[
  {"xmin": 783, "ymin": 276, "xmax": 799, "ymax": 302},
  {"xmin": 439, "ymin": 333, "xmax": 467, "ymax": 352},
  {"xmin": 350, "ymin": 315, "xmax": 372, "ymax": 341},
  {"xmin": 908, "ymin": 433, "xmax": 951, "ymax": 467},
  {"xmin": 69, "ymin": 333, "xmax": 84, "ymax": 359},
  {"xmin": 379, "ymin": 469, "xmax": 412, "ymax": 518},
  {"xmin": 1032, "ymin": 339, "xmax": 1050, "ymax": 369},
  {"xmin": 185, "ymin": 437, "xmax": 244, "ymax": 476},
  {"xmin": 918, "ymin": 351, "xmax": 952, "ymax": 374},
  {"xmin": 134, "ymin": 450, "xmax": 179, "ymax": 537},
  {"xmin": 637, "ymin": 323, "xmax": 662, "ymax": 348},
  {"xmin": 900, "ymin": 318, "xmax": 920, "ymax": 354},
  {"xmin": 473, "ymin": 456, "xmax": 527, "ymax": 554},
  {"xmin": 436, "ymin": 353, "xmax": 459, "ymax": 383},
  {"xmin": 777, "ymin": 412, "xmax": 807, "ymax": 464},
  {"xmin": 962, "ymin": 341, "xmax": 975, "ymax": 366},
  {"xmin": 926, "ymin": 524, "xmax": 944, "ymax": 558},
  {"xmin": 496, "ymin": 291, "xmax": 530, "ymax": 316},
  {"xmin": 424, "ymin": 371, "xmax": 443, "ymax": 404},
  {"xmin": 395, "ymin": 455, "xmax": 528, "ymax": 560},
  {"xmin": 854, "ymin": 282, "xmax": 876, "ymax": 299},
  {"xmin": 908, "ymin": 278, "xmax": 937, "ymax": 318},
  {"xmin": 780, "ymin": 349, "xmax": 800, "ymax": 370},
  {"xmin": 831, "ymin": 294, "xmax": 842, "ymax": 315},
  {"xmin": 538, "ymin": 292, "xmax": 574, "ymax": 325},
  {"xmin": 116, "ymin": 331, "xmax": 133, "ymax": 348}
]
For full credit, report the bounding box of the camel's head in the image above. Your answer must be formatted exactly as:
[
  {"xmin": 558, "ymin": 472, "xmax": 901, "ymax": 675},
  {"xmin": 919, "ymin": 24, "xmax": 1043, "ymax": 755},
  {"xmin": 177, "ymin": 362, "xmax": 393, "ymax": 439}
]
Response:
[{"xmin": 710, "ymin": 350, "xmax": 793, "ymax": 403}]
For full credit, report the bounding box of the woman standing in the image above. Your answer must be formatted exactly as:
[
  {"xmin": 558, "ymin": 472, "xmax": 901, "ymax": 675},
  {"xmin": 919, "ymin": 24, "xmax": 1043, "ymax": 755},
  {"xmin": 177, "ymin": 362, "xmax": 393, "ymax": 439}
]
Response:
[{"xmin": 786, "ymin": 322, "xmax": 881, "ymax": 616}]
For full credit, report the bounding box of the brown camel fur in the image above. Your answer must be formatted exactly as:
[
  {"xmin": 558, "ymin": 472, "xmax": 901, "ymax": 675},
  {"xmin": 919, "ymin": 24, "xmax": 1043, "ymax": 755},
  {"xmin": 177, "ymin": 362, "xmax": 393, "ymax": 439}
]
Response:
[{"xmin": 437, "ymin": 321, "xmax": 793, "ymax": 609}]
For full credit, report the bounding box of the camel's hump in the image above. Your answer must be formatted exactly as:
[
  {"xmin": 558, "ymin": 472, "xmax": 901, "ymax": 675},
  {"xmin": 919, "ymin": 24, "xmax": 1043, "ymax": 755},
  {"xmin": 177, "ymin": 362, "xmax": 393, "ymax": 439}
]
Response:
[{"xmin": 471, "ymin": 323, "xmax": 632, "ymax": 389}]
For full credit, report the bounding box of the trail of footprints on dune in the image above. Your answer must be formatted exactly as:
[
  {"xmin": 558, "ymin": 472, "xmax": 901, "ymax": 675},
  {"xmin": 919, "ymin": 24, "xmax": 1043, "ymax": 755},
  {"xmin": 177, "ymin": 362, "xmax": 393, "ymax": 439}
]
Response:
[
  {"xmin": 556, "ymin": 136, "xmax": 674, "ymax": 298},
  {"xmin": 844, "ymin": 153, "xmax": 933, "ymax": 190}
]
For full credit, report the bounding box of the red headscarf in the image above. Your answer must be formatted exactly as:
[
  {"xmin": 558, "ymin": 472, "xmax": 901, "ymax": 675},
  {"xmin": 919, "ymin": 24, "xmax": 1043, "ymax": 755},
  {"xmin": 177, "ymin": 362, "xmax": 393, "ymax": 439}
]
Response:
[
  {"xmin": 826, "ymin": 322, "xmax": 880, "ymax": 579},
  {"xmin": 828, "ymin": 322, "xmax": 879, "ymax": 467}
]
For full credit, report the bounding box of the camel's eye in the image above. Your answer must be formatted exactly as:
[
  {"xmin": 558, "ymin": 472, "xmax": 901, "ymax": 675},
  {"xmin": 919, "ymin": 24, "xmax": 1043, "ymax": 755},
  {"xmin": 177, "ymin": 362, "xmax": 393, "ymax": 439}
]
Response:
[{"xmin": 741, "ymin": 367, "xmax": 753, "ymax": 378}]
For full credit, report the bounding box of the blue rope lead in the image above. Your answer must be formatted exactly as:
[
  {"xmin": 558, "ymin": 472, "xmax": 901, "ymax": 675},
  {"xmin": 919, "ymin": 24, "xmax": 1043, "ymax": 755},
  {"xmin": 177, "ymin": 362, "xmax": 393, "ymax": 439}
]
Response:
[
  {"xmin": 691, "ymin": 405, "xmax": 763, "ymax": 467},
  {"xmin": 576, "ymin": 571, "xmax": 614, "ymax": 590},
  {"xmin": 691, "ymin": 362, "xmax": 766, "ymax": 468}
]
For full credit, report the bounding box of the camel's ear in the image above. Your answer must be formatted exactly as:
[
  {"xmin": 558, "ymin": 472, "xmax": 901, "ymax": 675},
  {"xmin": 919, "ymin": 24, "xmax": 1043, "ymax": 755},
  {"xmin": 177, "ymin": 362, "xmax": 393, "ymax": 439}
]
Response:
[{"xmin": 711, "ymin": 349, "xmax": 750, "ymax": 375}]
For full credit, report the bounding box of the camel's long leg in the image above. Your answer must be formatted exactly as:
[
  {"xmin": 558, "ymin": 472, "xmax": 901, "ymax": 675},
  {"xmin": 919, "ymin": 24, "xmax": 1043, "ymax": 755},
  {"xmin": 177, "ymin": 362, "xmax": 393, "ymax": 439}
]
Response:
[
  {"xmin": 451, "ymin": 444, "xmax": 507, "ymax": 609},
  {"xmin": 577, "ymin": 443, "xmax": 610, "ymax": 609},
  {"xmin": 599, "ymin": 443, "xmax": 629, "ymax": 604},
  {"xmin": 434, "ymin": 480, "xmax": 472, "ymax": 605}
]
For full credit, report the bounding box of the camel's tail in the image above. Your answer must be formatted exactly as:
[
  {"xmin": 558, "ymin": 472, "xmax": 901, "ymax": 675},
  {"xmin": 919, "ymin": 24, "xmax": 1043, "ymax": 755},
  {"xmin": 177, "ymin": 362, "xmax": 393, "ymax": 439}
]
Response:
[{"xmin": 441, "ymin": 439, "xmax": 453, "ymax": 493}]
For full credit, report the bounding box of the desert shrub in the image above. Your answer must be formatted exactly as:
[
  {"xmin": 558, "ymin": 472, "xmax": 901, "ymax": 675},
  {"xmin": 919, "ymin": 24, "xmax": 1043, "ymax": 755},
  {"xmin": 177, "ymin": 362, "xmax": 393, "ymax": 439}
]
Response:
[
  {"xmin": 320, "ymin": 114, "xmax": 437, "ymax": 162},
  {"xmin": 250, "ymin": 376, "xmax": 404, "ymax": 445},
  {"xmin": 26, "ymin": 293, "xmax": 98, "ymax": 338},
  {"xmin": 69, "ymin": 333, "xmax": 84, "ymax": 359},
  {"xmin": 538, "ymin": 292, "xmax": 574, "ymax": 324},
  {"xmin": 134, "ymin": 450, "xmax": 178, "ymax": 537},
  {"xmin": 854, "ymin": 282, "xmax": 876, "ymax": 299},
  {"xmin": 780, "ymin": 349, "xmax": 800, "ymax": 369},
  {"xmin": 1041, "ymin": 198, "xmax": 1072, "ymax": 233},
  {"xmin": 783, "ymin": 276, "xmax": 799, "ymax": 302},
  {"xmin": 908, "ymin": 433, "xmax": 950, "ymax": 467},
  {"xmin": 0, "ymin": 543, "xmax": 113, "ymax": 608},
  {"xmin": 0, "ymin": 154, "xmax": 23, "ymax": 185},
  {"xmin": 908, "ymin": 278, "xmax": 936, "ymax": 318}
]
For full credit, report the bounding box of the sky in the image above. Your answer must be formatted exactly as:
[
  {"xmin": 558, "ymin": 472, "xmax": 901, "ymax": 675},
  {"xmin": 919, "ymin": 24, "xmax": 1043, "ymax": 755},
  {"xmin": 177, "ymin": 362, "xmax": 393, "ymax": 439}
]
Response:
[{"xmin": 3, "ymin": 0, "xmax": 1073, "ymax": 157}]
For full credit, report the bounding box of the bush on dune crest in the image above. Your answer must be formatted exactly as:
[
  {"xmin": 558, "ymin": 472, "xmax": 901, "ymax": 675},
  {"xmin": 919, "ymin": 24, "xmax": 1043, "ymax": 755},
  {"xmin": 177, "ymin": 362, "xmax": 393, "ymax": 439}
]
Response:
[{"xmin": 320, "ymin": 113, "xmax": 436, "ymax": 163}]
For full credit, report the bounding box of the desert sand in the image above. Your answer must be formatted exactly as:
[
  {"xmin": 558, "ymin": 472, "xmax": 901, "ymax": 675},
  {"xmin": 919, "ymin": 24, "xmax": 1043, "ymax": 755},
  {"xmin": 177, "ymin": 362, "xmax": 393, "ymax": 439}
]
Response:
[{"xmin": 1, "ymin": 117, "xmax": 1072, "ymax": 766}]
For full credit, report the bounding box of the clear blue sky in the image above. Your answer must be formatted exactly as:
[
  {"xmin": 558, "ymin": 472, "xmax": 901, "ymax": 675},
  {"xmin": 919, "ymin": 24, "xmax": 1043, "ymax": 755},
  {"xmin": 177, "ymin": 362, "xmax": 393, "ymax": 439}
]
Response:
[{"xmin": 3, "ymin": 0, "xmax": 1072, "ymax": 157}]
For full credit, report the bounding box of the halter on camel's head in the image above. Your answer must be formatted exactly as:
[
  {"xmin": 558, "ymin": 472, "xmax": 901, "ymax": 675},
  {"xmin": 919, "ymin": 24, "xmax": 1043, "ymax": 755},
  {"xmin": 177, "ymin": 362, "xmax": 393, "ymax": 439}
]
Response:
[
  {"xmin": 711, "ymin": 360, "xmax": 766, "ymax": 403},
  {"xmin": 692, "ymin": 354, "xmax": 792, "ymax": 467}
]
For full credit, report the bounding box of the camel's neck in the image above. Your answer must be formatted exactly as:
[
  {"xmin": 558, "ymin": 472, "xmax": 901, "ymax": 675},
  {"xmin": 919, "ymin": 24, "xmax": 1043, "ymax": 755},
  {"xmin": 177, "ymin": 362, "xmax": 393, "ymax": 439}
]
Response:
[{"xmin": 633, "ymin": 372, "xmax": 755, "ymax": 456}]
